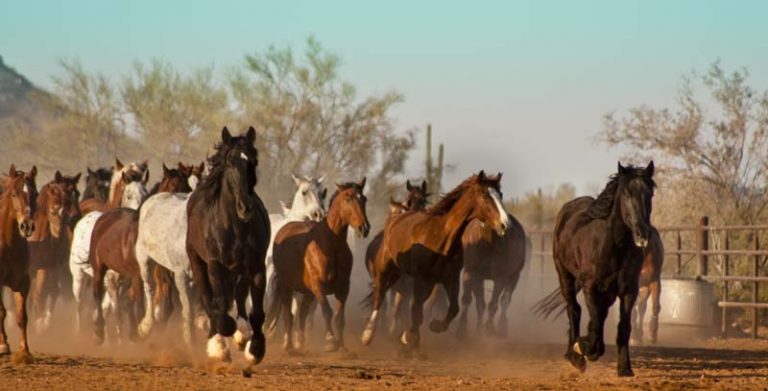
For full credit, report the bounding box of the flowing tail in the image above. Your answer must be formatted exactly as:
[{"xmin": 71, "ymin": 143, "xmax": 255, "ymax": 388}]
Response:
[
  {"xmin": 531, "ymin": 288, "xmax": 568, "ymax": 320},
  {"xmin": 263, "ymin": 273, "xmax": 282, "ymax": 337}
]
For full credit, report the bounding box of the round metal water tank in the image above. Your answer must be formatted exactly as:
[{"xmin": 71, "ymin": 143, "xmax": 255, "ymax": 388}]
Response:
[{"xmin": 658, "ymin": 277, "xmax": 716, "ymax": 327}]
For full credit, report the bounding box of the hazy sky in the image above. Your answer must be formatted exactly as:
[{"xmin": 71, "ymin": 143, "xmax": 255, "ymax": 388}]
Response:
[{"xmin": 3, "ymin": 0, "xmax": 768, "ymax": 198}]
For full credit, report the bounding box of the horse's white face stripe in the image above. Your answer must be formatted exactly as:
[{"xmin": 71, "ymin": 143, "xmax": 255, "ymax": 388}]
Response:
[
  {"xmin": 188, "ymin": 175, "xmax": 199, "ymax": 190},
  {"xmin": 489, "ymin": 188, "xmax": 510, "ymax": 228},
  {"xmin": 22, "ymin": 184, "xmax": 28, "ymax": 194},
  {"xmin": 240, "ymin": 152, "xmax": 248, "ymax": 161}
]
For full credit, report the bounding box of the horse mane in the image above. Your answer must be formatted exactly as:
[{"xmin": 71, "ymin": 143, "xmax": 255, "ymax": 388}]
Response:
[
  {"xmin": 581, "ymin": 165, "xmax": 656, "ymax": 224},
  {"xmin": 426, "ymin": 174, "xmax": 499, "ymax": 216},
  {"xmin": 0, "ymin": 175, "xmax": 18, "ymax": 245},
  {"xmin": 195, "ymin": 139, "xmax": 231, "ymax": 200}
]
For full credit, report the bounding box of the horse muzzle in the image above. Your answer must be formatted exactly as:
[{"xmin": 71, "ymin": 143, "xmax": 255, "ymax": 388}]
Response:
[
  {"xmin": 357, "ymin": 221, "xmax": 371, "ymax": 239},
  {"xmin": 310, "ymin": 209, "xmax": 326, "ymax": 222},
  {"xmin": 18, "ymin": 219, "xmax": 35, "ymax": 237}
]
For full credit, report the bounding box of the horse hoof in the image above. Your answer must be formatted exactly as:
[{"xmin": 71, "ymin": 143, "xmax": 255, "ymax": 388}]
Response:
[
  {"xmin": 233, "ymin": 318, "xmax": 252, "ymax": 351},
  {"xmin": 324, "ymin": 341, "xmax": 340, "ymax": 353},
  {"xmin": 244, "ymin": 338, "xmax": 265, "ymax": 366},
  {"xmin": 0, "ymin": 343, "xmax": 10, "ymax": 355},
  {"xmin": 617, "ymin": 367, "xmax": 635, "ymax": 377},
  {"xmin": 11, "ymin": 350, "xmax": 33, "ymax": 365},
  {"xmin": 566, "ymin": 352, "xmax": 587, "ymax": 373},
  {"xmin": 206, "ymin": 334, "xmax": 230, "ymax": 362},
  {"xmin": 428, "ymin": 319, "xmax": 446, "ymax": 333},
  {"xmin": 138, "ymin": 320, "xmax": 153, "ymax": 338},
  {"xmin": 361, "ymin": 327, "xmax": 375, "ymax": 346},
  {"xmin": 94, "ymin": 333, "xmax": 105, "ymax": 346}
]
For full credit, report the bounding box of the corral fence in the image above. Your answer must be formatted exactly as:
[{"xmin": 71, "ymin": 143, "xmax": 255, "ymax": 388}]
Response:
[{"xmin": 528, "ymin": 216, "xmax": 768, "ymax": 339}]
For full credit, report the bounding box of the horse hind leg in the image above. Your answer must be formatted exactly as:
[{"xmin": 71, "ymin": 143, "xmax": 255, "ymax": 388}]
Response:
[
  {"xmin": 429, "ymin": 274, "xmax": 460, "ymax": 334},
  {"xmin": 13, "ymin": 277, "xmax": 32, "ymax": 363},
  {"xmin": 295, "ymin": 294, "xmax": 315, "ymax": 352},
  {"xmin": 361, "ymin": 262, "xmax": 398, "ymax": 347},
  {"xmin": 400, "ymin": 279, "xmax": 433, "ymax": 358},
  {"xmin": 649, "ymin": 281, "xmax": 661, "ymax": 344},
  {"xmin": 632, "ymin": 286, "xmax": 650, "ymax": 345},
  {"xmin": 455, "ymin": 271, "xmax": 472, "ymax": 340},
  {"xmin": 91, "ymin": 263, "xmax": 107, "ymax": 345},
  {"xmin": 617, "ymin": 292, "xmax": 638, "ymax": 377},
  {"xmin": 31, "ymin": 269, "xmax": 47, "ymax": 333}
]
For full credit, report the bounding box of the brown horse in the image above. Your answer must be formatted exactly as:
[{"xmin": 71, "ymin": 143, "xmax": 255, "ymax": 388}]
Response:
[
  {"xmin": 456, "ymin": 212, "xmax": 527, "ymax": 340},
  {"xmin": 269, "ymin": 179, "xmax": 370, "ymax": 353},
  {"xmin": 28, "ymin": 171, "xmax": 81, "ymax": 332},
  {"xmin": 632, "ymin": 226, "xmax": 663, "ymax": 344},
  {"xmin": 361, "ymin": 171, "xmax": 510, "ymax": 355},
  {"xmin": 89, "ymin": 164, "xmax": 196, "ymax": 343},
  {"xmin": 80, "ymin": 158, "xmax": 147, "ymax": 215},
  {"xmin": 364, "ymin": 180, "xmax": 429, "ymax": 334},
  {"xmin": 0, "ymin": 165, "xmax": 37, "ymax": 361}
]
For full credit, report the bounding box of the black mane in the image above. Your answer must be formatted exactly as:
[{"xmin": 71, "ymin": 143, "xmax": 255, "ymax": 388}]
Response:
[{"xmin": 582, "ymin": 165, "xmax": 655, "ymax": 224}]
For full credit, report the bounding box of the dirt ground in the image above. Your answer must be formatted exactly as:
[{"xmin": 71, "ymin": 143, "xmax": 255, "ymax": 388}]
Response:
[{"xmin": 2, "ymin": 328, "xmax": 768, "ymax": 391}]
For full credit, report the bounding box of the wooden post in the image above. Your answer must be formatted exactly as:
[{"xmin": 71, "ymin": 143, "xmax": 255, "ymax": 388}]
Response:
[
  {"xmin": 697, "ymin": 216, "xmax": 709, "ymax": 276},
  {"xmin": 722, "ymin": 234, "xmax": 730, "ymax": 337},
  {"xmin": 676, "ymin": 231, "xmax": 682, "ymax": 276},
  {"xmin": 753, "ymin": 230, "xmax": 759, "ymax": 339}
]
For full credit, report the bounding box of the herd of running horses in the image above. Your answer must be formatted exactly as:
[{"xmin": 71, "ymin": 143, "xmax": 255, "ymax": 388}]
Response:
[{"xmin": 0, "ymin": 126, "xmax": 664, "ymax": 377}]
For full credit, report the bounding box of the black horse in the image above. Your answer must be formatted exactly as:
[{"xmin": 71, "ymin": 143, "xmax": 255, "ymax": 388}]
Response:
[
  {"xmin": 186, "ymin": 127, "xmax": 270, "ymax": 365},
  {"xmin": 535, "ymin": 161, "xmax": 655, "ymax": 377},
  {"xmin": 82, "ymin": 167, "xmax": 112, "ymax": 202}
]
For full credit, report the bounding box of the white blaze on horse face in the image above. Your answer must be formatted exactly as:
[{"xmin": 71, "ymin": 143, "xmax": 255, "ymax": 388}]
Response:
[
  {"xmin": 187, "ymin": 175, "xmax": 200, "ymax": 190},
  {"xmin": 22, "ymin": 184, "xmax": 28, "ymax": 194},
  {"xmin": 488, "ymin": 188, "xmax": 510, "ymax": 232},
  {"xmin": 121, "ymin": 182, "xmax": 147, "ymax": 210}
]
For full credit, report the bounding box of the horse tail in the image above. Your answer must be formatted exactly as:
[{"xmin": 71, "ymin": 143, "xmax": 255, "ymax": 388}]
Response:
[
  {"xmin": 263, "ymin": 273, "xmax": 282, "ymax": 337},
  {"xmin": 531, "ymin": 288, "xmax": 568, "ymax": 320}
]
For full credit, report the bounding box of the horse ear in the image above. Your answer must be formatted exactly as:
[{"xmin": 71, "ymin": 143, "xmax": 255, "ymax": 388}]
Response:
[
  {"xmin": 496, "ymin": 172, "xmax": 503, "ymax": 181},
  {"xmin": 279, "ymin": 200, "xmax": 291, "ymax": 215},
  {"xmin": 55, "ymin": 170, "xmax": 63, "ymax": 182},
  {"xmin": 246, "ymin": 126, "xmax": 256, "ymax": 144},
  {"xmin": 646, "ymin": 160, "xmax": 655, "ymax": 177},
  {"xmin": 317, "ymin": 175, "xmax": 326, "ymax": 184},
  {"xmin": 142, "ymin": 169, "xmax": 150, "ymax": 185},
  {"xmin": 221, "ymin": 127, "xmax": 232, "ymax": 143},
  {"xmin": 9, "ymin": 164, "xmax": 15, "ymax": 177},
  {"xmin": 291, "ymin": 173, "xmax": 302, "ymax": 186},
  {"xmin": 115, "ymin": 158, "xmax": 124, "ymax": 171},
  {"xmin": 87, "ymin": 167, "xmax": 95, "ymax": 176},
  {"xmin": 421, "ymin": 180, "xmax": 428, "ymax": 192},
  {"xmin": 335, "ymin": 182, "xmax": 344, "ymax": 191},
  {"xmin": 478, "ymin": 170, "xmax": 486, "ymax": 181},
  {"xmin": 197, "ymin": 162, "xmax": 205, "ymax": 173},
  {"xmin": 359, "ymin": 177, "xmax": 366, "ymax": 189},
  {"xmin": 617, "ymin": 161, "xmax": 627, "ymax": 175},
  {"xmin": 406, "ymin": 180, "xmax": 413, "ymax": 191},
  {"xmin": 73, "ymin": 172, "xmax": 82, "ymax": 184},
  {"xmin": 162, "ymin": 163, "xmax": 170, "ymax": 176},
  {"xmin": 141, "ymin": 160, "xmax": 149, "ymax": 170},
  {"xmin": 30, "ymin": 165, "xmax": 37, "ymax": 179}
]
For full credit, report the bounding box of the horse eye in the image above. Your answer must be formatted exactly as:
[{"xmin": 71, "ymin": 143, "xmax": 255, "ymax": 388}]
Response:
[{"xmin": 302, "ymin": 191, "xmax": 307, "ymax": 196}]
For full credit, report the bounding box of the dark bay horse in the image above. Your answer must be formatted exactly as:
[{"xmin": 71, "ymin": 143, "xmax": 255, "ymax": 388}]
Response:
[
  {"xmin": 28, "ymin": 171, "xmax": 81, "ymax": 332},
  {"xmin": 89, "ymin": 163, "xmax": 196, "ymax": 344},
  {"xmin": 362, "ymin": 171, "xmax": 510, "ymax": 355},
  {"xmin": 186, "ymin": 127, "xmax": 270, "ymax": 364},
  {"xmin": 633, "ymin": 226, "xmax": 663, "ymax": 345},
  {"xmin": 0, "ymin": 165, "xmax": 37, "ymax": 361},
  {"xmin": 456, "ymin": 212, "xmax": 527, "ymax": 340},
  {"xmin": 535, "ymin": 162, "xmax": 655, "ymax": 377},
  {"xmin": 269, "ymin": 179, "xmax": 370, "ymax": 354},
  {"xmin": 364, "ymin": 180, "xmax": 429, "ymax": 334},
  {"xmin": 82, "ymin": 167, "xmax": 112, "ymax": 203}
]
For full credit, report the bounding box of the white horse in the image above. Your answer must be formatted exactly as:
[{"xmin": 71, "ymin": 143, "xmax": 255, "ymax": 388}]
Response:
[{"xmin": 69, "ymin": 161, "xmax": 149, "ymax": 336}]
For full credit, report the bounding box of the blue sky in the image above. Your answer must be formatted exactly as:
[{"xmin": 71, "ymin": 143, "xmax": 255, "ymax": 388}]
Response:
[{"xmin": 2, "ymin": 0, "xmax": 767, "ymax": 197}]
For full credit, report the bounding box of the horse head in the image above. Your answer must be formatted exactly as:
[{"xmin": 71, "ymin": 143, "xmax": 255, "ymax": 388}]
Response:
[
  {"xmin": 289, "ymin": 173, "xmax": 327, "ymax": 222},
  {"xmin": 220, "ymin": 126, "xmax": 258, "ymax": 221},
  {"xmin": 616, "ymin": 161, "xmax": 655, "ymax": 248},
  {"xmin": 331, "ymin": 178, "xmax": 370, "ymax": 238},
  {"xmin": 405, "ymin": 179, "xmax": 430, "ymax": 211},
  {"xmin": 4, "ymin": 165, "xmax": 36, "ymax": 237},
  {"xmin": 467, "ymin": 170, "xmax": 510, "ymax": 236},
  {"xmin": 118, "ymin": 162, "xmax": 150, "ymax": 209},
  {"xmin": 157, "ymin": 162, "xmax": 193, "ymax": 194}
]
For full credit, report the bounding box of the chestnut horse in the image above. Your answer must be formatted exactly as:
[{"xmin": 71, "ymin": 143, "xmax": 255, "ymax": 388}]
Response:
[
  {"xmin": 361, "ymin": 171, "xmax": 510, "ymax": 355},
  {"xmin": 185, "ymin": 127, "xmax": 270, "ymax": 364},
  {"xmin": 633, "ymin": 226, "xmax": 663, "ymax": 345},
  {"xmin": 89, "ymin": 163, "xmax": 191, "ymax": 343},
  {"xmin": 534, "ymin": 162, "xmax": 655, "ymax": 377},
  {"xmin": 364, "ymin": 180, "xmax": 429, "ymax": 334},
  {"xmin": 0, "ymin": 165, "xmax": 37, "ymax": 361},
  {"xmin": 456, "ymin": 213, "xmax": 527, "ymax": 340},
  {"xmin": 28, "ymin": 171, "xmax": 81, "ymax": 332},
  {"xmin": 268, "ymin": 179, "xmax": 370, "ymax": 354}
]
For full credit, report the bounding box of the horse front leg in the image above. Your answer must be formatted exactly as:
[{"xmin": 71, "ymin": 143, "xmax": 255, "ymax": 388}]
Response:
[
  {"xmin": 558, "ymin": 271, "xmax": 585, "ymax": 372},
  {"xmin": 70, "ymin": 265, "xmax": 87, "ymax": 335},
  {"xmin": 244, "ymin": 271, "xmax": 266, "ymax": 365},
  {"xmin": 331, "ymin": 282, "xmax": 349, "ymax": 353},
  {"xmin": 0, "ymin": 290, "xmax": 8, "ymax": 355},
  {"xmin": 483, "ymin": 280, "xmax": 503, "ymax": 336},
  {"xmin": 295, "ymin": 294, "xmax": 315, "ymax": 352},
  {"xmin": 173, "ymin": 272, "xmax": 194, "ymax": 348},
  {"xmin": 633, "ymin": 286, "xmax": 650, "ymax": 345},
  {"xmin": 456, "ymin": 270, "xmax": 472, "ymax": 340},
  {"xmin": 31, "ymin": 268, "xmax": 46, "ymax": 333},
  {"xmin": 400, "ymin": 278, "xmax": 433, "ymax": 357},
  {"xmin": 578, "ymin": 291, "xmax": 610, "ymax": 362},
  {"xmin": 204, "ymin": 260, "xmax": 235, "ymax": 362},
  {"xmin": 497, "ymin": 272, "xmax": 521, "ymax": 339},
  {"xmin": 233, "ymin": 276, "xmax": 252, "ymax": 351},
  {"xmin": 429, "ymin": 274, "xmax": 460, "ymax": 334},
  {"xmin": 135, "ymin": 257, "xmax": 156, "ymax": 339},
  {"xmin": 617, "ymin": 292, "xmax": 638, "ymax": 377},
  {"xmin": 13, "ymin": 276, "xmax": 32, "ymax": 362},
  {"xmin": 361, "ymin": 262, "xmax": 397, "ymax": 346}
]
